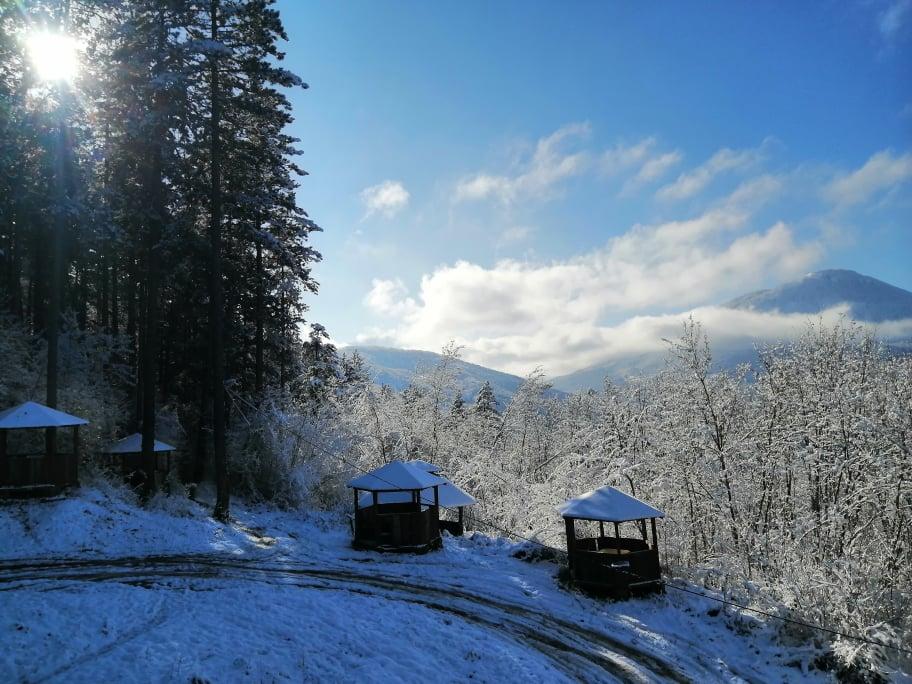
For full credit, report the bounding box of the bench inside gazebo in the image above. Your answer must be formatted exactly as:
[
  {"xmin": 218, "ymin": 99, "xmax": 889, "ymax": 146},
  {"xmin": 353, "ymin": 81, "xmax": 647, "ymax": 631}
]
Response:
[
  {"xmin": 559, "ymin": 486, "xmax": 665, "ymax": 598},
  {"xmin": 102, "ymin": 433, "xmax": 176, "ymax": 488},
  {"xmin": 349, "ymin": 460, "xmax": 447, "ymax": 553},
  {"xmin": 0, "ymin": 401, "xmax": 88, "ymax": 498}
]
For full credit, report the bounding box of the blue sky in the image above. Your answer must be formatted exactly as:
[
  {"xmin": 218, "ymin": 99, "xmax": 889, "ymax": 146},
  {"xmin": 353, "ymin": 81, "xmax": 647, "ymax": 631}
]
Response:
[{"xmin": 276, "ymin": 0, "xmax": 911, "ymax": 375}]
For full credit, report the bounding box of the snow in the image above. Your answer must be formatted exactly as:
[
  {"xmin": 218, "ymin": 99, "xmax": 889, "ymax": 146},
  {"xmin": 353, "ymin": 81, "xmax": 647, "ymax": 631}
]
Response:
[
  {"xmin": 0, "ymin": 487, "xmax": 852, "ymax": 682},
  {"xmin": 558, "ymin": 486, "xmax": 665, "ymax": 522},
  {"xmin": 101, "ymin": 433, "xmax": 176, "ymax": 454},
  {"xmin": 348, "ymin": 460, "xmax": 447, "ymax": 492},
  {"xmin": 359, "ymin": 480, "xmax": 476, "ymax": 508},
  {"xmin": 0, "ymin": 401, "xmax": 89, "ymax": 429},
  {"xmin": 407, "ymin": 458, "xmax": 442, "ymax": 473}
]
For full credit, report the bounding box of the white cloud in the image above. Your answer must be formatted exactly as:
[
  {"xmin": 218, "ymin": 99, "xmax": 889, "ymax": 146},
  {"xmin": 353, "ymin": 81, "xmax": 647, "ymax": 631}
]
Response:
[
  {"xmin": 358, "ymin": 202, "xmax": 823, "ymax": 375},
  {"xmin": 363, "ymin": 278, "xmax": 417, "ymax": 317},
  {"xmin": 497, "ymin": 225, "xmax": 534, "ymax": 246},
  {"xmin": 360, "ymin": 180, "xmax": 410, "ymax": 219},
  {"xmin": 656, "ymin": 143, "xmax": 767, "ymax": 202},
  {"xmin": 879, "ymin": 0, "xmax": 910, "ymax": 41},
  {"xmin": 633, "ymin": 150, "xmax": 683, "ymax": 185},
  {"xmin": 824, "ymin": 149, "xmax": 912, "ymax": 206},
  {"xmin": 601, "ymin": 138, "xmax": 657, "ymax": 173},
  {"xmin": 455, "ymin": 123, "xmax": 592, "ymax": 204},
  {"xmin": 602, "ymin": 138, "xmax": 683, "ymax": 194}
]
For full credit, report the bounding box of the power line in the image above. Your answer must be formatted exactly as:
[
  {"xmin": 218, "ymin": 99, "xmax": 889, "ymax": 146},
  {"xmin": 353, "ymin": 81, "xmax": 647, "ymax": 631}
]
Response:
[{"xmin": 225, "ymin": 395, "xmax": 911, "ymax": 657}]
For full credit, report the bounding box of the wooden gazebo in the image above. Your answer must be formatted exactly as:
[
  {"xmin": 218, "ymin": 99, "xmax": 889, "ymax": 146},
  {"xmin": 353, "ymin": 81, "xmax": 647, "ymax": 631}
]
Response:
[
  {"xmin": 559, "ymin": 486, "xmax": 665, "ymax": 598},
  {"xmin": 0, "ymin": 401, "xmax": 88, "ymax": 498},
  {"xmin": 349, "ymin": 460, "xmax": 447, "ymax": 552},
  {"xmin": 359, "ymin": 468, "xmax": 477, "ymax": 537},
  {"xmin": 102, "ymin": 433, "xmax": 176, "ymax": 488}
]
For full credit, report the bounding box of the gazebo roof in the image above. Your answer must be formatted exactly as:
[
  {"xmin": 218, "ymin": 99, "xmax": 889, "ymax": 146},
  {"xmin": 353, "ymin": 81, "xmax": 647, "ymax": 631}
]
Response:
[
  {"xmin": 0, "ymin": 401, "xmax": 89, "ymax": 430},
  {"xmin": 102, "ymin": 433, "xmax": 176, "ymax": 454},
  {"xmin": 359, "ymin": 479, "xmax": 477, "ymax": 508},
  {"xmin": 558, "ymin": 486, "xmax": 665, "ymax": 523},
  {"xmin": 407, "ymin": 458, "xmax": 443, "ymax": 474},
  {"xmin": 348, "ymin": 460, "xmax": 447, "ymax": 492}
]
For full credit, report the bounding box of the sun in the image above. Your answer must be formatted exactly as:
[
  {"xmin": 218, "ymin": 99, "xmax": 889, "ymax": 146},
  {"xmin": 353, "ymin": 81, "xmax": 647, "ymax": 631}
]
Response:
[{"xmin": 26, "ymin": 30, "xmax": 79, "ymax": 83}]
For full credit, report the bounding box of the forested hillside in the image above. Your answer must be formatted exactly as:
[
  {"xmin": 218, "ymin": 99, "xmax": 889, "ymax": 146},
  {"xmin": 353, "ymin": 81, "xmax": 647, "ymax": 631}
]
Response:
[{"xmin": 0, "ymin": 0, "xmax": 323, "ymax": 518}]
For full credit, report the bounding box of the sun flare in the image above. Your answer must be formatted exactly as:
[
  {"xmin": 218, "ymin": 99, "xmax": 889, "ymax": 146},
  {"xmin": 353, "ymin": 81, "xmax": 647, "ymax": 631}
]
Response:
[{"xmin": 26, "ymin": 30, "xmax": 79, "ymax": 83}]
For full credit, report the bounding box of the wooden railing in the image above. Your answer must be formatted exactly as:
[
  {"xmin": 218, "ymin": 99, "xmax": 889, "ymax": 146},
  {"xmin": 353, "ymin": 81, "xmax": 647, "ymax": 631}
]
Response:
[
  {"xmin": 570, "ymin": 536, "xmax": 661, "ymax": 597},
  {"xmin": 0, "ymin": 453, "xmax": 78, "ymax": 491},
  {"xmin": 354, "ymin": 503, "xmax": 440, "ymax": 550}
]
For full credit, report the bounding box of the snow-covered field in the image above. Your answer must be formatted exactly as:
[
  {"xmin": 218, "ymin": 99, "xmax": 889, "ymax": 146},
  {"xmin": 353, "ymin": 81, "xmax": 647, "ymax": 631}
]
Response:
[{"xmin": 0, "ymin": 487, "xmax": 837, "ymax": 683}]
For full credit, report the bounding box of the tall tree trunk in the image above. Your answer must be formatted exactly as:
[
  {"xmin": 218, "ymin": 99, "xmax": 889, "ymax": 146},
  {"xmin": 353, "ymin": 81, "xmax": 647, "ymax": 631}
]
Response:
[
  {"xmin": 46, "ymin": 95, "xmax": 69, "ymax": 458},
  {"xmin": 140, "ymin": 9, "xmax": 168, "ymax": 496},
  {"xmin": 110, "ymin": 260, "xmax": 118, "ymax": 336},
  {"xmin": 209, "ymin": 0, "xmax": 229, "ymax": 521},
  {"xmin": 254, "ymin": 236, "xmax": 263, "ymax": 394}
]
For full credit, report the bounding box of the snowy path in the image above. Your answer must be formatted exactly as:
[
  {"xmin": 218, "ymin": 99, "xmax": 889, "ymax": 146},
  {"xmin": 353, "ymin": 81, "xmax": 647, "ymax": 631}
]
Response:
[
  {"xmin": 0, "ymin": 491, "xmax": 827, "ymax": 682},
  {"xmin": 0, "ymin": 554, "xmax": 688, "ymax": 683}
]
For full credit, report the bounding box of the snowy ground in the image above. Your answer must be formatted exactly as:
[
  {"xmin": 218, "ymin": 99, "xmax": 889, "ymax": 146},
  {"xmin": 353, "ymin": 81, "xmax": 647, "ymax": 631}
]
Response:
[{"xmin": 0, "ymin": 486, "xmax": 839, "ymax": 683}]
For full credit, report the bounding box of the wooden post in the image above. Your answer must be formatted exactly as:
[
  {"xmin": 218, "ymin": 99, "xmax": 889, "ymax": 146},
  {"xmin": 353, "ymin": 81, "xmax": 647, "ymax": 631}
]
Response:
[
  {"xmin": 372, "ymin": 490, "xmax": 379, "ymax": 537},
  {"xmin": 352, "ymin": 489, "xmax": 359, "ymax": 539},
  {"xmin": 564, "ymin": 518, "xmax": 576, "ymax": 574},
  {"xmin": 640, "ymin": 519, "xmax": 647, "ymax": 541},
  {"xmin": 614, "ymin": 521, "xmax": 620, "ymax": 540},
  {"xmin": 650, "ymin": 518, "xmax": 658, "ymax": 551},
  {"xmin": 433, "ymin": 485, "xmax": 440, "ymax": 520},
  {"xmin": 72, "ymin": 425, "xmax": 80, "ymax": 485},
  {"xmin": 599, "ymin": 521, "xmax": 604, "ymax": 539},
  {"xmin": 0, "ymin": 429, "xmax": 6, "ymax": 486}
]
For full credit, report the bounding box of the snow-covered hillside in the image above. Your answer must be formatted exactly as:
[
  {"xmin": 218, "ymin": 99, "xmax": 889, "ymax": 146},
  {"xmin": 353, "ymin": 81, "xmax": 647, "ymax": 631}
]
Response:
[
  {"xmin": 0, "ymin": 488, "xmax": 839, "ymax": 683},
  {"xmin": 350, "ymin": 271, "xmax": 912, "ymax": 395},
  {"xmin": 348, "ymin": 345, "xmax": 566, "ymax": 406},
  {"xmin": 725, "ymin": 269, "xmax": 912, "ymax": 322},
  {"xmin": 551, "ymin": 269, "xmax": 912, "ymax": 392}
]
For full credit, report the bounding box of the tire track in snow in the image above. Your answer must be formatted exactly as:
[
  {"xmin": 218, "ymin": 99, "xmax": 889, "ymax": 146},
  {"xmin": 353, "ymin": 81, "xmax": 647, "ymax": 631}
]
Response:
[{"xmin": 0, "ymin": 555, "xmax": 716, "ymax": 683}]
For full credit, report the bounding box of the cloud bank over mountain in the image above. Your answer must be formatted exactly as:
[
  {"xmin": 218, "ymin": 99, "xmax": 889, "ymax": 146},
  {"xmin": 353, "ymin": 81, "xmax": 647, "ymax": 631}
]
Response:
[{"xmin": 356, "ymin": 122, "xmax": 911, "ymax": 376}]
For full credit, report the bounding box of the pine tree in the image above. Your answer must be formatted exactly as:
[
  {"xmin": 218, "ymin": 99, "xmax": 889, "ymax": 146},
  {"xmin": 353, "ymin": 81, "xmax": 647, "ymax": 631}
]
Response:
[{"xmin": 474, "ymin": 380, "xmax": 498, "ymax": 416}]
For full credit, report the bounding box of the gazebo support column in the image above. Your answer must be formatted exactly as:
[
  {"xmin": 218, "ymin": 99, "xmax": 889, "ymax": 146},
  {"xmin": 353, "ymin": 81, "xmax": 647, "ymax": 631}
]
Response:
[
  {"xmin": 71, "ymin": 425, "xmax": 80, "ymax": 486},
  {"xmin": 0, "ymin": 430, "xmax": 6, "ymax": 485},
  {"xmin": 353, "ymin": 489, "xmax": 359, "ymax": 539},
  {"xmin": 564, "ymin": 518, "xmax": 576, "ymax": 574},
  {"xmin": 372, "ymin": 490, "xmax": 379, "ymax": 530},
  {"xmin": 650, "ymin": 517, "xmax": 658, "ymax": 551},
  {"xmin": 599, "ymin": 521, "xmax": 605, "ymax": 539}
]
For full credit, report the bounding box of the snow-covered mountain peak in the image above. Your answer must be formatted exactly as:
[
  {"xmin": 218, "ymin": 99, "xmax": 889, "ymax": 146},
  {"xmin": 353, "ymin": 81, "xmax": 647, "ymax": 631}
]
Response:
[{"xmin": 724, "ymin": 269, "xmax": 912, "ymax": 323}]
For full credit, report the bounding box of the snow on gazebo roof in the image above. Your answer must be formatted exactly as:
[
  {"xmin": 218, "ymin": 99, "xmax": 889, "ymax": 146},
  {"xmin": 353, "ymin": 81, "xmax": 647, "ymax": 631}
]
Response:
[
  {"xmin": 0, "ymin": 401, "xmax": 89, "ymax": 430},
  {"xmin": 348, "ymin": 460, "xmax": 447, "ymax": 492},
  {"xmin": 102, "ymin": 433, "xmax": 176, "ymax": 455},
  {"xmin": 359, "ymin": 479, "xmax": 477, "ymax": 508},
  {"xmin": 558, "ymin": 486, "xmax": 665, "ymax": 523},
  {"xmin": 407, "ymin": 459, "xmax": 443, "ymax": 474}
]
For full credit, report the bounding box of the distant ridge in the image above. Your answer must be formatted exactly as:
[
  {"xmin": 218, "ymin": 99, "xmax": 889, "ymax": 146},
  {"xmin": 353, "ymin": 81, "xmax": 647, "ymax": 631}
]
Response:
[
  {"xmin": 347, "ymin": 345, "xmax": 566, "ymax": 407},
  {"xmin": 725, "ymin": 269, "xmax": 912, "ymax": 322},
  {"xmin": 349, "ymin": 270, "xmax": 912, "ymax": 398},
  {"xmin": 550, "ymin": 269, "xmax": 912, "ymax": 392}
]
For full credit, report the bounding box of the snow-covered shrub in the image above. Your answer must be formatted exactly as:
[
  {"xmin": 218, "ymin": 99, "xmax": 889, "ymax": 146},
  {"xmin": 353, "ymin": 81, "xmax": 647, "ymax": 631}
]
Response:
[{"xmin": 228, "ymin": 390, "xmax": 348, "ymax": 509}]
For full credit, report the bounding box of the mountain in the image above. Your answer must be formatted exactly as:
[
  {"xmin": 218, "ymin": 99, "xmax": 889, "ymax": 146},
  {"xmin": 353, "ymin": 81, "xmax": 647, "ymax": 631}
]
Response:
[
  {"xmin": 550, "ymin": 269, "xmax": 912, "ymax": 393},
  {"xmin": 725, "ymin": 269, "xmax": 912, "ymax": 322},
  {"xmin": 345, "ymin": 345, "xmax": 565, "ymax": 408},
  {"xmin": 349, "ymin": 271, "xmax": 912, "ymax": 398}
]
